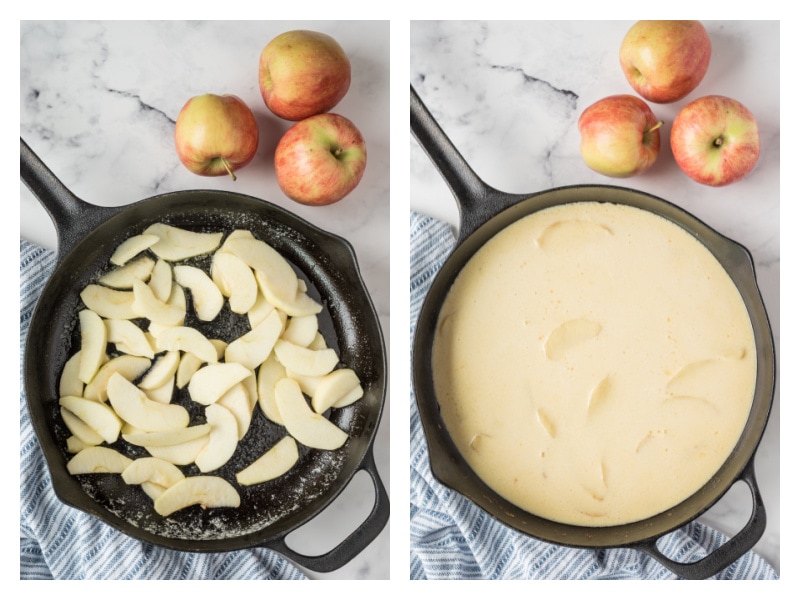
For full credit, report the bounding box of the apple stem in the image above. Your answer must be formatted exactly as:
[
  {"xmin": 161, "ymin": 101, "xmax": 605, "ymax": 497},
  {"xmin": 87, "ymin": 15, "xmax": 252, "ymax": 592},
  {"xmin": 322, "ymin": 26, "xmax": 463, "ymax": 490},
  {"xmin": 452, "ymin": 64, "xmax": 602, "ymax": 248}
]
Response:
[
  {"xmin": 222, "ymin": 158, "xmax": 237, "ymax": 182},
  {"xmin": 646, "ymin": 121, "xmax": 664, "ymax": 134}
]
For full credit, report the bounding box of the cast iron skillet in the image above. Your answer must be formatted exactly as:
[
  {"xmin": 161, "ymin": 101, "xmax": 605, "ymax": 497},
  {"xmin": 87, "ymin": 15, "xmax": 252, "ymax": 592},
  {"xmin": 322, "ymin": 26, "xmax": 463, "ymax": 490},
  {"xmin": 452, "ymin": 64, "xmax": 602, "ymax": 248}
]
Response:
[
  {"xmin": 410, "ymin": 85, "xmax": 775, "ymax": 580},
  {"xmin": 21, "ymin": 137, "xmax": 389, "ymax": 573}
]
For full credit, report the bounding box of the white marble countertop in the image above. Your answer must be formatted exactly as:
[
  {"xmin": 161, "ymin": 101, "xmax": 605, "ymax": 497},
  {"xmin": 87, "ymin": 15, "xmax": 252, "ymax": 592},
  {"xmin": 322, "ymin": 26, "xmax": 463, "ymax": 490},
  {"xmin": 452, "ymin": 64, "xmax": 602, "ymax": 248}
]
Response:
[
  {"xmin": 20, "ymin": 20, "xmax": 389, "ymax": 580},
  {"xmin": 411, "ymin": 20, "xmax": 780, "ymax": 576}
]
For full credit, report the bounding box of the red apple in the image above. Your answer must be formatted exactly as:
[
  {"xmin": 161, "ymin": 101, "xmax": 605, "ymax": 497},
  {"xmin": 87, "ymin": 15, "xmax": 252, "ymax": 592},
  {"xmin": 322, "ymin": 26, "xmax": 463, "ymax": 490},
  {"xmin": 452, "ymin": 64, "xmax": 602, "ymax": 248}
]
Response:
[
  {"xmin": 174, "ymin": 94, "xmax": 258, "ymax": 181},
  {"xmin": 274, "ymin": 113, "xmax": 366, "ymax": 206},
  {"xmin": 578, "ymin": 94, "xmax": 663, "ymax": 178},
  {"xmin": 259, "ymin": 30, "xmax": 351, "ymax": 121},
  {"xmin": 619, "ymin": 20, "xmax": 711, "ymax": 104},
  {"xmin": 670, "ymin": 95, "xmax": 760, "ymax": 187}
]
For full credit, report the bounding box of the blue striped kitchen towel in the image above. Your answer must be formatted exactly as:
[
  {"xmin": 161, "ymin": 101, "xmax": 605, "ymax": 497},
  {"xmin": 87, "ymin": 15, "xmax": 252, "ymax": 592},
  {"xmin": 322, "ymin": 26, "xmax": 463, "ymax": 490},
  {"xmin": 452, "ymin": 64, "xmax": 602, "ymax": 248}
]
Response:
[
  {"xmin": 19, "ymin": 239, "xmax": 306, "ymax": 580},
  {"xmin": 408, "ymin": 211, "xmax": 778, "ymax": 580}
]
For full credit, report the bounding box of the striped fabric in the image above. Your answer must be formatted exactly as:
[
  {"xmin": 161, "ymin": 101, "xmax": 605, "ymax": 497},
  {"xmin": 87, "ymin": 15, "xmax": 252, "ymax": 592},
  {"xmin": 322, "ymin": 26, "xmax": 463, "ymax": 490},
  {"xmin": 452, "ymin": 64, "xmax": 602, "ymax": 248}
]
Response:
[
  {"xmin": 19, "ymin": 239, "xmax": 306, "ymax": 580},
  {"xmin": 408, "ymin": 212, "xmax": 778, "ymax": 580}
]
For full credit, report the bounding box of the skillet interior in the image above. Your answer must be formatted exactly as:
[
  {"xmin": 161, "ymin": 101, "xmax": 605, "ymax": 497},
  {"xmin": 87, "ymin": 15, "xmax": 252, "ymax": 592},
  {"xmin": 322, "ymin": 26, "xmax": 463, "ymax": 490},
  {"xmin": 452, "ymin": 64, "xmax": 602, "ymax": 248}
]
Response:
[
  {"xmin": 412, "ymin": 183, "xmax": 775, "ymax": 548},
  {"xmin": 25, "ymin": 189, "xmax": 386, "ymax": 552}
]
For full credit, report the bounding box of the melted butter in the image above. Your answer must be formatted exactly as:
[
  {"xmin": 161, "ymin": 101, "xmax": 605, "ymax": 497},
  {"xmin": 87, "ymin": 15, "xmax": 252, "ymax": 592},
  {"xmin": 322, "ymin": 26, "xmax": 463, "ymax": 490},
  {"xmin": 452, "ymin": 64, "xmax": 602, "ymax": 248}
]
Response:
[{"xmin": 432, "ymin": 202, "xmax": 756, "ymax": 527}]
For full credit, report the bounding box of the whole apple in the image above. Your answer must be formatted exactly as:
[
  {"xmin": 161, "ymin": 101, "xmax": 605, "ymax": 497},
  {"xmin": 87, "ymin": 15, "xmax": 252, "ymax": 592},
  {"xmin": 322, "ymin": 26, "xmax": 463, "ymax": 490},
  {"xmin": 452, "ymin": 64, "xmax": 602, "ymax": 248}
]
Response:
[
  {"xmin": 259, "ymin": 30, "xmax": 351, "ymax": 121},
  {"xmin": 670, "ymin": 95, "xmax": 760, "ymax": 187},
  {"xmin": 619, "ymin": 20, "xmax": 711, "ymax": 104},
  {"xmin": 174, "ymin": 94, "xmax": 258, "ymax": 181},
  {"xmin": 578, "ymin": 94, "xmax": 663, "ymax": 178},
  {"xmin": 274, "ymin": 113, "xmax": 367, "ymax": 206}
]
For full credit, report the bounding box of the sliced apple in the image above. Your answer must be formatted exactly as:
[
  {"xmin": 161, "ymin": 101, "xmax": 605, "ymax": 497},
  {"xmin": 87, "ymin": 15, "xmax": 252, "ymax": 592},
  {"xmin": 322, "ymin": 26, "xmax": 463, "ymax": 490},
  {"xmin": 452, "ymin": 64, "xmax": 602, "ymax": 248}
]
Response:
[
  {"xmin": 274, "ymin": 378, "xmax": 348, "ymax": 450},
  {"xmin": 273, "ymin": 339, "xmax": 338, "ymax": 377},
  {"xmin": 132, "ymin": 279, "xmax": 185, "ymax": 326},
  {"xmin": 121, "ymin": 456, "xmax": 186, "ymax": 488},
  {"xmin": 83, "ymin": 354, "xmax": 152, "ymax": 402},
  {"xmin": 109, "ymin": 233, "xmax": 160, "ymax": 266},
  {"xmin": 142, "ymin": 375, "xmax": 174, "ymax": 404},
  {"xmin": 66, "ymin": 434, "xmax": 94, "ymax": 454},
  {"xmin": 281, "ymin": 314, "xmax": 319, "ymax": 347},
  {"xmin": 105, "ymin": 318, "xmax": 155, "ymax": 359},
  {"xmin": 225, "ymin": 236, "xmax": 300, "ymax": 312},
  {"xmin": 155, "ymin": 326, "xmax": 218, "ymax": 365},
  {"xmin": 257, "ymin": 354, "xmax": 286, "ymax": 425},
  {"xmin": 66, "ymin": 446, "xmax": 133, "ymax": 475},
  {"xmin": 187, "ymin": 362, "xmax": 252, "ymax": 405},
  {"xmin": 123, "ymin": 423, "xmax": 211, "ymax": 448},
  {"xmin": 195, "ymin": 403, "xmax": 239, "ymax": 473},
  {"xmin": 107, "ymin": 372, "xmax": 189, "ymax": 432},
  {"xmin": 60, "ymin": 406, "xmax": 104, "ymax": 446},
  {"xmin": 99, "ymin": 255, "xmax": 155, "ymax": 289},
  {"xmin": 236, "ymin": 436, "xmax": 299, "ymax": 486},
  {"xmin": 176, "ymin": 351, "xmax": 203, "ymax": 389},
  {"xmin": 145, "ymin": 434, "xmax": 209, "ymax": 466},
  {"xmin": 80, "ymin": 284, "xmax": 138, "ymax": 319},
  {"xmin": 153, "ymin": 475, "xmax": 240, "ymax": 516},
  {"xmin": 212, "ymin": 250, "xmax": 258, "ymax": 314},
  {"xmin": 217, "ymin": 383, "xmax": 252, "ymax": 440},
  {"xmin": 247, "ymin": 292, "xmax": 278, "ymax": 328},
  {"xmin": 78, "ymin": 309, "xmax": 107, "ymax": 384},
  {"xmin": 143, "ymin": 223, "xmax": 223, "ymax": 262},
  {"xmin": 286, "ymin": 369, "xmax": 323, "ymax": 397},
  {"xmin": 252, "ymin": 269, "xmax": 323, "ymax": 317},
  {"xmin": 311, "ymin": 368, "xmax": 364, "ymax": 413},
  {"xmin": 141, "ymin": 482, "xmax": 168, "ymax": 501},
  {"xmin": 173, "ymin": 265, "xmax": 224, "ymax": 322},
  {"xmin": 138, "ymin": 350, "xmax": 180, "ymax": 391},
  {"xmin": 59, "ymin": 351, "xmax": 84, "ymax": 398},
  {"xmin": 224, "ymin": 309, "xmax": 282, "ymax": 370},
  {"xmin": 59, "ymin": 395, "xmax": 122, "ymax": 444},
  {"xmin": 148, "ymin": 258, "xmax": 173, "ymax": 303}
]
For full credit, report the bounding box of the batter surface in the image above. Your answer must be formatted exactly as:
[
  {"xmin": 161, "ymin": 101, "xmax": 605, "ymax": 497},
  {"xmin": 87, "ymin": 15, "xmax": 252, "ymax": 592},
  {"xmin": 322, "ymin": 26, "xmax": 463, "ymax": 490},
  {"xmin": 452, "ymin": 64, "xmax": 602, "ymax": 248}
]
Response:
[{"xmin": 432, "ymin": 202, "xmax": 756, "ymax": 527}]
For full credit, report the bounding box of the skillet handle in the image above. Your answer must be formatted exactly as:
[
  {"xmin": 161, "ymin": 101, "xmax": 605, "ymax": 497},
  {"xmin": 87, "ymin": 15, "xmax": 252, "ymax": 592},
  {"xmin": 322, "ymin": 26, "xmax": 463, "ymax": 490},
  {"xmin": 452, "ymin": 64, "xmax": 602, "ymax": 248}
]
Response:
[
  {"xmin": 20, "ymin": 138, "xmax": 117, "ymax": 261},
  {"xmin": 631, "ymin": 457, "xmax": 767, "ymax": 580},
  {"xmin": 410, "ymin": 86, "xmax": 528, "ymax": 244},
  {"xmin": 263, "ymin": 447, "xmax": 389, "ymax": 573}
]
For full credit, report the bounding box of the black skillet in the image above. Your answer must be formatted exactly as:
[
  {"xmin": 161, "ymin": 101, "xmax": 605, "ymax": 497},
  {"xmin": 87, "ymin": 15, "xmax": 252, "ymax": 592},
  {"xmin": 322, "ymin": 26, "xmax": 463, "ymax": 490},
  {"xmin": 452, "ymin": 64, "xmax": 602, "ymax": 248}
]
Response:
[
  {"xmin": 410, "ymin": 85, "xmax": 775, "ymax": 580},
  {"xmin": 21, "ymin": 137, "xmax": 388, "ymax": 573}
]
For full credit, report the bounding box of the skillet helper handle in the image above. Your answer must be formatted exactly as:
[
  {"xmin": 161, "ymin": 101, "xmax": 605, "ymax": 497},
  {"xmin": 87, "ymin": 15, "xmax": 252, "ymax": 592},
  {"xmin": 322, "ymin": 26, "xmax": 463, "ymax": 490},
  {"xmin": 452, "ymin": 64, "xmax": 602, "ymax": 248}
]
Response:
[
  {"xmin": 265, "ymin": 448, "xmax": 389, "ymax": 573},
  {"xmin": 20, "ymin": 137, "xmax": 117, "ymax": 261},
  {"xmin": 633, "ymin": 457, "xmax": 766, "ymax": 580}
]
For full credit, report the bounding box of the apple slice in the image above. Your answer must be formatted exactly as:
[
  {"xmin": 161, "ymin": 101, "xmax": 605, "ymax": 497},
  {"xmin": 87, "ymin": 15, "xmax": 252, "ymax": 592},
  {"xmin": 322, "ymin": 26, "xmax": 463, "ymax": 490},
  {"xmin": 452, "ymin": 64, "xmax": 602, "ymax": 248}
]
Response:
[
  {"xmin": 143, "ymin": 223, "xmax": 223, "ymax": 262},
  {"xmin": 123, "ymin": 423, "xmax": 211, "ymax": 448},
  {"xmin": 311, "ymin": 368, "xmax": 363, "ymax": 413},
  {"xmin": 109, "ymin": 233, "xmax": 160, "ymax": 266},
  {"xmin": 153, "ymin": 475, "xmax": 240, "ymax": 516},
  {"xmin": 83, "ymin": 354, "xmax": 152, "ymax": 402},
  {"xmin": 99, "ymin": 255, "xmax": 155, "ymax": 289},
  {"xmin": 217, "ymin": 383, "xmax": 252, "ymax": 440},
  {"xmin": 66, "ymin": 446, "xmax": 133, "ymax": 475},
  {"xmin": 224, "ymin": 308, "xmax": 282, "ymax": 370},
  {"xmin": 194, "ymin": 403, "xmax": 239, "ymax": 473},
  {"xmin": 107, "ymin": 372, "xmax": 190, "ymax": 432},
  {"xmin": 121, "ymin": 456, "xmax": 186, "ymax": 488},
  {"xmin": 173, "ymin": 265, "xmax": 224, "ymax": 322},
  {"xmin": 225, "ymin": 236, "xmax": 300, "ymax": 313},
  {"xmin": 212, "ymin": 250, "xmax": 258, "ymax": 314},
  {"xmin": 155, "ymin": 326, "xmax": 218, "ymax": 365},
  {"xmin": 80, "ymin": 284, "xmax": 138, "ymax": 319},
  {"xmin": 59, "ymin": 351, "xmax": 84, "ymax": 398},
  {"xmin": 236, "ymin": 436, "xmax": 299, "ymax": 486},
  {"xmin": 138, "ymin": 350, "xmax": 181, "ymax": 390},
  {"xmin": 66, "ymin": 434, "xmax": 94, "ymax": 454},
  {"xmin": 187, "ymin": 362, "xmax": 252, "ymax": 405},
  {"xmin": 273, "ymin": 339, "xmax": 338, "ymax": 377},
  {"xmin": 60, "ymin": 407, "xmax": 104, "ymax": 446},
  {"xmin": 247, "ymin": 292, "xmax": 278, "ymax": 328},
  {"xmin": 257, "ymin": 354, "xmax": 286, "ymax": 425},
  {"xmin": 59, "ymin": 395, "xmax": 122, "ymax": 444},
  {"xmin": 176, "ymin": 351, "xmax": 203, "ymax": 389},
  {"xmin": 132, "ymin": 279, "xmax": 185, "ymax": 326},
  {"xmin": 148, "ymin": 258, "xmax": 173, "ymax": 302},
  {"xmin": 105, "ymin": 318, "xmax": 155, "ymax": 359},
  {"xmin": 141, "ymin": 482, "xmax": 168, "ymax": 501},
  {"xmin": 142, "ymin": 375, "xmax": 174, "ymax": 404},
  {"xmin": 281, "ymin": 314, "xmax": 319, "ymax": 347},
  {"xmin": 274, "ymin": 378, "xmax": 348, "ymax": 450},
  {"xmin": 253, "ymin": 269, "xmax": 323, "ymax": 317},
  {"xmin": 78, "ymin": 309, "xmax": 107, "ymax": 384},
  {"xmin": 286, "ymin": 369, "xmax": 323, "ymax": 397},
  {"xmin": 146, "ymin": 434, "xmax": 209, "ymax": 466}
]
